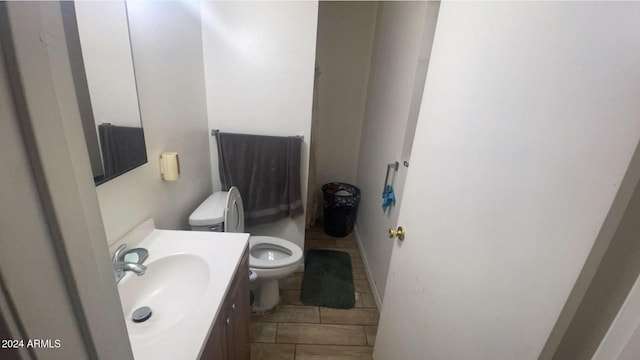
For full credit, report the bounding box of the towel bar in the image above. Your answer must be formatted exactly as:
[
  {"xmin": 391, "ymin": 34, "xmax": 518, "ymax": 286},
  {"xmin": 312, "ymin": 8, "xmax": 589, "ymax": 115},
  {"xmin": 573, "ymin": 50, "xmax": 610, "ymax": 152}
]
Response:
[
  {"xmin": 383, "ymin": 161, "xmax": 399, "ymax": 196},
  {"xmin": 211, "ymin": 129, "xmax": 304, "ymax": 140}
]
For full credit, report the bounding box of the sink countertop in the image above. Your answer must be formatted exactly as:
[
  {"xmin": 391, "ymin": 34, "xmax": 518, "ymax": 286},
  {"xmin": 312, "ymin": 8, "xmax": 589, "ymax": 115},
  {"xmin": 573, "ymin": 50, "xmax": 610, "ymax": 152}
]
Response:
[{"xmin": 116, "ymin": 220, "xmax": 249, "ymax": 360}]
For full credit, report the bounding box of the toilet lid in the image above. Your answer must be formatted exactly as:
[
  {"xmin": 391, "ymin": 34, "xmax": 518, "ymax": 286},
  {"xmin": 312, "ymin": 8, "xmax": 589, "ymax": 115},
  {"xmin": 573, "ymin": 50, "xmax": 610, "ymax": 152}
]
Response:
[
  {"xmin": 224, "ymin": 186, "xmax": 245, "ymax": 233},
  {"xmin": 249, "ymin": 236, "xmax": 303, "ymax": 269}
]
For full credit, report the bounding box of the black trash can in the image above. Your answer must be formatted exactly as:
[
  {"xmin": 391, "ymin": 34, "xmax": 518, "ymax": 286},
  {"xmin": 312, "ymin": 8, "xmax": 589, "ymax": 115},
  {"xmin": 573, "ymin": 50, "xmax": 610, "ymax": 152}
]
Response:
[{"xmin": 322, "ymin": 182, "xmax": 361, "ymax": 238}]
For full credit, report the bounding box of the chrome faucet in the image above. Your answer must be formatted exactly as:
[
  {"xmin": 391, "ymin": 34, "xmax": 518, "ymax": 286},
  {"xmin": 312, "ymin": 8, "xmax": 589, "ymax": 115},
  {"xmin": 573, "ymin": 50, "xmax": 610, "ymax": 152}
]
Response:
[
  {"xmin": 113, "ymin": 243, "xmax": 147, "ymax": 283},
  {"xmin": 114, "ymin": 261, "xmax": 146, "ymax": 275}
]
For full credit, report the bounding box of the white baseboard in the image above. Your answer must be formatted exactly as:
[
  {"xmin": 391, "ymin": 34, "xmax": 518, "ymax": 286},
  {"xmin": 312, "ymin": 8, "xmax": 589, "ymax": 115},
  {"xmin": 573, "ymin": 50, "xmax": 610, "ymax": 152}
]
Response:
[{"xmin": 353, "ymin": 225, "xmax": 383, "ymax": 311}]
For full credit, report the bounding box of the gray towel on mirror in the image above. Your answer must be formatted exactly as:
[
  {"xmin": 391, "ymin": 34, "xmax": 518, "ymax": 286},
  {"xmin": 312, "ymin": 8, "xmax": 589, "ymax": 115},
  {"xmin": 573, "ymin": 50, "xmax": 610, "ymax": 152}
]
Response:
[
  {"xmin": 98, "ymin": 123, "xmax": 147, "ymax": 179},
  {"xmin": 215, "ymin": 131, "xmax": 304, "ymax": 227}
]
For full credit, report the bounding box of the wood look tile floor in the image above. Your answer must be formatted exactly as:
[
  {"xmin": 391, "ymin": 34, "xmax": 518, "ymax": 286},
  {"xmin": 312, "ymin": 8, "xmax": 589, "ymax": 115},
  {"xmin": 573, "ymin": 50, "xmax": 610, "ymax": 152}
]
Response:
[{"xmin": 250, "ymin": 227, "xmax": 379, "ymax": 359}]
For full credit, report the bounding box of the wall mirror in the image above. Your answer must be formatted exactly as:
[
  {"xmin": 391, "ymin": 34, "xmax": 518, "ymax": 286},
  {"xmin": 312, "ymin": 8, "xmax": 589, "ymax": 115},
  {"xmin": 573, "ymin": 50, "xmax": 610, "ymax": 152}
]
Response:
[{"xmin": 62, "ymin": 1, "xmax": 147, "ymax": 185}]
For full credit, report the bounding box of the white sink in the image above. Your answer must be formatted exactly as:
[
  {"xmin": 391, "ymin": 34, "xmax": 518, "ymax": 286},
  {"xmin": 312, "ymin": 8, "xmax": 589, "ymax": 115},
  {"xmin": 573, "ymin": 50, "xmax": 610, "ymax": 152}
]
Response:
[
  {"xmin": 113, "ymin": 220, "xmax": 249, "ymax": 359},
  {"xmin": 118, "ymin": 254, "xmax": 210, "ymax": 337}
]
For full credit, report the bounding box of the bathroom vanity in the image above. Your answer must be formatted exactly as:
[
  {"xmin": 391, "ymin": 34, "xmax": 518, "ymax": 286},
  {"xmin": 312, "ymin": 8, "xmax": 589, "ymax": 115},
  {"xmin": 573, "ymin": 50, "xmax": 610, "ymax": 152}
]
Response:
[
  {"xmin": 200, "ymin": 248, "xmax": 250, "ymax": 359},
  {"xmin": 113, "ymin": 220, "xmax": 250, "ymax": 359}
]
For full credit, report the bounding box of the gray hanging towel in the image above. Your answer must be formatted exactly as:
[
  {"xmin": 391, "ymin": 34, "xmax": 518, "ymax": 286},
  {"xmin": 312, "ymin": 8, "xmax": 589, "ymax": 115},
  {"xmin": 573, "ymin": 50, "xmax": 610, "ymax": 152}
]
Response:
[
  {"xmin": 215, "ymin": 131, "xmax": 304, "ymax": 227},
  {"xmin": 98, "ymin": 123, "xmax": 147, "ymax": 179}
]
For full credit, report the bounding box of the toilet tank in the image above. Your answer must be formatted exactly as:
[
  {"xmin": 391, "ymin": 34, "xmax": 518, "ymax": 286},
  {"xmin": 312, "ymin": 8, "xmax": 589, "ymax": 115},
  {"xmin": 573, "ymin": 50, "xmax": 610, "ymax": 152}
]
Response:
[{"xmin": 189, "ymin": 192, "xmax": 227, "ymax": 232}]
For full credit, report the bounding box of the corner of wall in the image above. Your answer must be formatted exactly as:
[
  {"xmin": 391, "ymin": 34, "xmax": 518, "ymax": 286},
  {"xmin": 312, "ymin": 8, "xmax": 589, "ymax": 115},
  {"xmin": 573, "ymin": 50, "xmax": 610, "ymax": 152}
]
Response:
[{"xmin": 354, "ymin": 225, "xmax": 383, "ymax": 310}]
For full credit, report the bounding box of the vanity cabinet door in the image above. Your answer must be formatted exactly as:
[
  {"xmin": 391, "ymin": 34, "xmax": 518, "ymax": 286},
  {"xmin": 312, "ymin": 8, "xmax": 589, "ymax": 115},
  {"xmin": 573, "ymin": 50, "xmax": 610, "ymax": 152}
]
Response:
[
  {"xmin": 200, "ymin": 246, "xmax": 249, "ymax": 360},
  {"xmin": 201, "ymin": 314, "xmax": 228, "ymax": 359},
  {"xmin": 228, "ymin": 250, "xmax": 250, "ymax": 360}
]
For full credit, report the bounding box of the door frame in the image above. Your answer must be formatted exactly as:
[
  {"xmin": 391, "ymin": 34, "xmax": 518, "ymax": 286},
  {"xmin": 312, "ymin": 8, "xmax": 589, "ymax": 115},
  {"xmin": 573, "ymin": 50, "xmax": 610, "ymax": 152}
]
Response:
[
  {"xmin": 593, "ymin": 272, "xmax": 640, "ymax": 359},
  {"xmin": 0, "ymin": 2, "xmax": 133, "ymax": 359}
]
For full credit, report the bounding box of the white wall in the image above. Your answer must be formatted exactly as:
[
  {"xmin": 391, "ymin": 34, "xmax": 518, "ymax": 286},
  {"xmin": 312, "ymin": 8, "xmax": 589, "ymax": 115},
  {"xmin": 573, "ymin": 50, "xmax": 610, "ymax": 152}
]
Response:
[
  {"xmin": 201, "ymin": 1, "xmax": 318, "ymax": 249},
  {"xmin": 96, "ymin": 1, "xmax": 212, "ymax": 245},
  {"xmin": 354, "ymin": 1, "xmax": 432, "ymax": 304},
  {"xmin": 314, "ymin": 1, "xmax": 376, "ymax": 190}
]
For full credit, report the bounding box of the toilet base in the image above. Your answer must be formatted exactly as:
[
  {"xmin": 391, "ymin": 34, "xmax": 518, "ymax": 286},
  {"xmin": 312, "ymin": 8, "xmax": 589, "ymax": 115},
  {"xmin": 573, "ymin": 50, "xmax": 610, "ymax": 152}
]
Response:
[{"xmin": 251, "ymin": 279, "xmax": 280, "ymax": 312}]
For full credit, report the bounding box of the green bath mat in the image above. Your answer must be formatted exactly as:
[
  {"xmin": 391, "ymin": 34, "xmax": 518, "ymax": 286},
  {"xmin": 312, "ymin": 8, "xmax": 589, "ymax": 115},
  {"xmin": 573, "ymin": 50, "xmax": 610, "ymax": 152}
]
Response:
[{"xmin": 300, "ymin": 249, "xmax": 355, "ymax": 309}]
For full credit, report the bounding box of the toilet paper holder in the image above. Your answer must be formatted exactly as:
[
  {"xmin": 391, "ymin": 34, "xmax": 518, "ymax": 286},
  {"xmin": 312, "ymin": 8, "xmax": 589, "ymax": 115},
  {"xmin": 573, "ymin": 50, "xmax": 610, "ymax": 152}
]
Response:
[{"xmin": 160, "ymin": 152, "xmax": 180, "ymax": 181}]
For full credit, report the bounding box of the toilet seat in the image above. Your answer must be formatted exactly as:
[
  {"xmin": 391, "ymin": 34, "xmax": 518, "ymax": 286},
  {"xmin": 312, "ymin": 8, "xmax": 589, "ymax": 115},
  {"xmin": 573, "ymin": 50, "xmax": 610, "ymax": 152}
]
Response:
[
  {"xmin": 224, "ymin": 187, "xmax": 244, "ymax": 233},
  {"xmin": 249, "ymin": 236, "xmax": 303, "ymax": 269}
]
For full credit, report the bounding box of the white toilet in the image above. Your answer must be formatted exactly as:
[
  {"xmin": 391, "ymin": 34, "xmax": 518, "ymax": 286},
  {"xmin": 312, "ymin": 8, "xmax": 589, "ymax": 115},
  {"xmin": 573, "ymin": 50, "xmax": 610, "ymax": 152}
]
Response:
[{"xmin": 189, "ymin": 186, "xmax": 303, "ymax": 312}]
